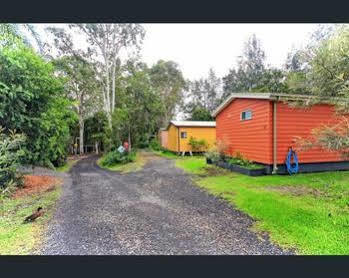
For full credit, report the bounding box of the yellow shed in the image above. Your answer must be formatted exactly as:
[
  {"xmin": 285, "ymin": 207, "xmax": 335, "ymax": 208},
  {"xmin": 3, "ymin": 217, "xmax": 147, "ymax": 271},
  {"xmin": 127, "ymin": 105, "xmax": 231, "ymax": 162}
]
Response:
[{"xmin": 165, "ymin": 121, "xmax": 216, "ymax": 153}]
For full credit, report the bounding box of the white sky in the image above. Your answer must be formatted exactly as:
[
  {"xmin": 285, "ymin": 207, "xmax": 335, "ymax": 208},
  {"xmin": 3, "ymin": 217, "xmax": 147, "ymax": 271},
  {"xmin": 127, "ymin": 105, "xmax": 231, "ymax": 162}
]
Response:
[
  {"xmin": 141, "ymin": 24, "xmax": 320, "ymax": 80},
  {"xmin": 34, "ymin": 23, "xmax": 323, "ymax": 80}
]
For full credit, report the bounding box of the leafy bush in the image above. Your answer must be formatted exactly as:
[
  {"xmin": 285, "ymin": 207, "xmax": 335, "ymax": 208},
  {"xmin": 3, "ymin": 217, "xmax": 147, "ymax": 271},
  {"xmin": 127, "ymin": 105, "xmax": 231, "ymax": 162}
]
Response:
[
  {"xmin": 295, "ymin": 118, "xmax": 349, "ymax": 159},
  {"xmin": 138, "ymin": 139, "xmax": 149, "ymax": 149},
  {"xmin": 85, "ymin": 111, "xmax": 111, "ymax": 153},
  {"xmin": 0, "ymin": 42, "xmax": 77, "ymax": 168},
  {"xmin": 149, "ymin": 138, "xmax": 163, "ymax": 151},
  {"xmin": 0, "ymin": 127, "xmax": 26, "ymax": 194},
  {"xmin": 228, "ymin": 151, "xmax": 263, "ymax": 169},
  {"xmin": 216, "ymin": 139, "xmax": 229, "ymax": 161},
  {"xmin": 38, "ymin": 97, "xmax": 77, "ymax": 168},
  {"xmin": 100, "ymin": 150, "xmax": 136, "ymax": 167},
  {"xmin": 205, "ymin": 139, "xmax": 228, "ymax": 162},
  {"xmin": 188, "ymin": 137, "xmax": 208, "ymax": 152},
  {"xmin": 204, "ymin": 146, "xmax": 220, "ymax": 162}
]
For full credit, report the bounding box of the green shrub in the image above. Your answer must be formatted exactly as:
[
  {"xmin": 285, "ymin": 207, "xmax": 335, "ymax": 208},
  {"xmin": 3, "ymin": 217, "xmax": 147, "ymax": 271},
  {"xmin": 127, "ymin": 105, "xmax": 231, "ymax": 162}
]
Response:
[
  {"xmin": 85, "ymin": 111, "xmax": 111, "ymax": 153},
  {"xmin": 188, "ymin": 137, "xmax": 208, "ymax": 152},
  {"xmin": 0, "ymin": 43, "xmax": 77, "ymax": 168},
  {"xmin": 100, "ymin": 150, "xmax": 136, "ymax": 167},
  {"xmin": 204, "ymin": 146, "xmax": 220, "ymax": 162},
  {"xmin": 0, "ymin": 127, "xmax": 26, "ymax": 194},
  {"xmin": 227, "ymin": 151, "xmax": 264, "ymax": 169},
  {"xmin": 149, "ymin": 138, "xmax": 163, "ymax": 151},
  {"xmin": 216, "ymin": 139, "xmax": 229, "ymax": 161}
]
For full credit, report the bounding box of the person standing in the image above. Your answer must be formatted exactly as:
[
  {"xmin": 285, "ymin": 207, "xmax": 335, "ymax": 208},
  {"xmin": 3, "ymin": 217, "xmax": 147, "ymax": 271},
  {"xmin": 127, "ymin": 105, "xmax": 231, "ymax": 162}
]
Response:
[{"xmin": 123, "ymin": 141, "xmax": 129, "ymax": 152}]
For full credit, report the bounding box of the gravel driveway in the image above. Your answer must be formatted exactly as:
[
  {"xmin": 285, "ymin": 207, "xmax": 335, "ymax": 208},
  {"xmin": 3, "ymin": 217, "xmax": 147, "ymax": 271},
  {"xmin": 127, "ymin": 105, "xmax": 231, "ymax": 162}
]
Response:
[{"xmin": 40, "ymin": 153, "xmax": 291, "ymax": 255}]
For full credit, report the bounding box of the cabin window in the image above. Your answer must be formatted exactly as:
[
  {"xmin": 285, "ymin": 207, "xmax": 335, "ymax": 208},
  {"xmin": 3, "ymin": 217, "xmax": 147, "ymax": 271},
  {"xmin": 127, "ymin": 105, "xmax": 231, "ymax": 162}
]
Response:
[
  {"xmin": 180, "ymin": 132, "xmax": 187, "ymax": 139},
  {"xmin": 241, "ymin": 110, "xmax": 252, "ymax": 121}
]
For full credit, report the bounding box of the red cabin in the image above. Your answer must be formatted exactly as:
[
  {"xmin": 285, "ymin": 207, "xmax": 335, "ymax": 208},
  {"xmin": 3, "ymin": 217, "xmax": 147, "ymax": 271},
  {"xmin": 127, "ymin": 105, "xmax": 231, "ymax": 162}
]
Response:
[{"xmin": 212, "ymin": 93, "xmax": 349, "ymax": 174}]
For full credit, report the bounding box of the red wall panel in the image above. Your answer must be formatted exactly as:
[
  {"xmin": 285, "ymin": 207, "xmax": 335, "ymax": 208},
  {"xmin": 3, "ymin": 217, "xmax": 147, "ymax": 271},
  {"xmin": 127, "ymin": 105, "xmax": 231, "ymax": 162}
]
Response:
[
  {"xmin": 276, "ymin": 102, "xmax": 345, "ymax": 164},
  {"xmin": 216, "ymin": 99, "xmax": 273, "ymax": 164},
  {"xmin": 216, "ymin": 98, "xmax": 348, "ymax": 165}
]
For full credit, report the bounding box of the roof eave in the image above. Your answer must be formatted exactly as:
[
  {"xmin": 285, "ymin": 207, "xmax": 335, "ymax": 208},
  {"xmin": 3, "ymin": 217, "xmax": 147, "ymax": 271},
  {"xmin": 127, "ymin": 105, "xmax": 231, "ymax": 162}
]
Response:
[
  {"xmin": 212, "ymin": 93, "xmax": 274, "ymax": 117},
  {"xmin": 166, "ymin": 120, "xmax": 216, "ymax": 129},
  {"xmin": 211, "ymin": 92, "xmax": 348, "ymax": 117}
]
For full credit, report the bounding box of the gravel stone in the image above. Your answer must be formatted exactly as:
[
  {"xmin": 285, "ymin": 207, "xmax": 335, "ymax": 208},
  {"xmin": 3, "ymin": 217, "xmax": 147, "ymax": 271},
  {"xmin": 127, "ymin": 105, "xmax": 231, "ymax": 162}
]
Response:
[{"xmin": 39, "ymin": 154, "xmax": 292, "ymax": 255}]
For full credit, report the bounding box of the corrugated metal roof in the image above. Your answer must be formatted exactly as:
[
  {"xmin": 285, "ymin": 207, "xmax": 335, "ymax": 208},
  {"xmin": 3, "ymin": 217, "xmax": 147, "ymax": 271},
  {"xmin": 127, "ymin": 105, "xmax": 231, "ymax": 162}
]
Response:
[
  {"xmin": 211, "ymin": 92, "xmax": 347, "ymax": 117},
  {"xmin": 167, "ymin": 120, "xmax": 216, "ymax": 129}
]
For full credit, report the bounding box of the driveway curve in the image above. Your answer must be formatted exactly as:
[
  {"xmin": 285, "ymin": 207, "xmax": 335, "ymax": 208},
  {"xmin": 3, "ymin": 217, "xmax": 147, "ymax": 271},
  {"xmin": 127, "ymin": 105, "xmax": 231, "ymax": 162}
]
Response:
[{"xmin": 40, "ymin": 153, "xmax": 291, "ymax": 255}]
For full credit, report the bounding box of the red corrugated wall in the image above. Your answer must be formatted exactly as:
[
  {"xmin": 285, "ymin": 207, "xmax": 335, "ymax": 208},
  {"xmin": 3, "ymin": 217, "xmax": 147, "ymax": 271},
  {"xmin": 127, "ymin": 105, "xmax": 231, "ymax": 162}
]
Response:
[
  {"xmin": 276, "ymin": 102, "xmax": 345, "ymax": 164},
  {"xmin": 216, "ymin": 98, "xmax": 273, "ymax": 164},
  {"xmin": 216, "ymin": 98, "xmax": 348, "ymax": 165}
]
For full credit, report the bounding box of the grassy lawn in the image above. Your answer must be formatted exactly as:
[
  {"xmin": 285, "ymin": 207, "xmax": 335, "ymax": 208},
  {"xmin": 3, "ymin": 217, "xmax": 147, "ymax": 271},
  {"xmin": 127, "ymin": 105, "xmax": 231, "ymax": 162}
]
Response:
[
  {"xmin": 152, "ymin": 149, "xmax": 179, "ymax": 159},
  {"xmin": 97, "ymin": 151, "xmax": 146, "ymax": 173},
  {"xmin": 0, "ymin": 186, "xmax": 62, "ymax": 255},
  {"xmin": 152, "ymin": 149, "xmax": 207, "ymax": 162},
  {"xmin": 175, "ymin": 156, "xmax": 207, "ymax": 174},
  {"xmin": 175, "ymin": 157, "xmax": 349, "ymax": 255}
]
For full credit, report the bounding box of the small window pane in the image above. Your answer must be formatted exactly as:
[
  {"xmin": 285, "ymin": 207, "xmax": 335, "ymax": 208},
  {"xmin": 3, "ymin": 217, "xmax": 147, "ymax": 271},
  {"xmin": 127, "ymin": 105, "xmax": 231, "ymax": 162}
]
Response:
[
  {"xmin": 241, "ymin": 110, "xmax": 252, "ymax": 120},
  {"xmin": 181, "ymin": 132, "xmax": 187, "ymax": 138}
]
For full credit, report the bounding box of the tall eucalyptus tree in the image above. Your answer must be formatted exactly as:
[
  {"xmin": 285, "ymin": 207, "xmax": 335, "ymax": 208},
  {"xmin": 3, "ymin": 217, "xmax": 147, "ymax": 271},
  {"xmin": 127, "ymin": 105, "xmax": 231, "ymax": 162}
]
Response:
[
  {"xmin": 47, "ymin": 27, "xmax": 101, "ymax": 154},
  {"xmin": 70, "ymin": 24, "xmax": 145, "ymax": 126}
]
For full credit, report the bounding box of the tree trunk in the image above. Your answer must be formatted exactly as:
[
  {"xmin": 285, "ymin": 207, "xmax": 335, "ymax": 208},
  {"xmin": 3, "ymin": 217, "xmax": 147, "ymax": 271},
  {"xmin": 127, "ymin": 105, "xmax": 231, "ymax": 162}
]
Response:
[
  {"xmin": 107, "ymin": 110, "xmax": 112, "ymax": 128},
  {"xmin": 79, "ymin": 119, "xmax": 84, "ymax": 155},
  {"xmin": 95, "ymin": 141, "xmax": 99, "ymax": 154},
  {"xmin": 111, "ymin": 59, "xmax": 116, "ymax": 113},
  {"xmin": 103, "ymin": 86, "xmax": 112, "ymax": 128},
  {"xmin": 102, "ymin": 49, "xmax": 112, "ymax": 129},
  {"xmin": 128, "ymin": 126, "xmax": 131, "ymax": 152},
  {"xmin": 74, "ymin": 138, "xmax": 78, "ymax": 156}
]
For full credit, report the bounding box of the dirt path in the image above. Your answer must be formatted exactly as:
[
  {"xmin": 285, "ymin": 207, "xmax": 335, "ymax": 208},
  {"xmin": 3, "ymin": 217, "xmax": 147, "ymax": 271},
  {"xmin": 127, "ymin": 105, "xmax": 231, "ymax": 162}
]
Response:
[{"xmin": 40, "ymin": 152, "xmax": 291, "ymax": 255}]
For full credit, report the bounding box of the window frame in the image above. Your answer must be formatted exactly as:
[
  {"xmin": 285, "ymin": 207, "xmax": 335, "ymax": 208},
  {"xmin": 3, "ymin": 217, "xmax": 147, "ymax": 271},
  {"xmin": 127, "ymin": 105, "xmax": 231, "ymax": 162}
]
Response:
[
  {"xmin": 180, "ymin": 131, "xmax": 187, "ymax": 139},
  {"xmin": 241, "ymin": 109, "xmax": 253, "ymax": 121}
]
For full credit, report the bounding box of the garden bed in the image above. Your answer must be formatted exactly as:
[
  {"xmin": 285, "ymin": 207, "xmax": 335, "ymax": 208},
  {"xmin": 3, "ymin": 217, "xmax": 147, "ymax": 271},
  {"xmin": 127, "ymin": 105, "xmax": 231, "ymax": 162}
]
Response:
[
  {"xmin": 13, "ymin": 175, "xmax": 62, "ymax": 198},
  {"xmin": 207, "ymin": 158, "xmax": 266, "ymax": 176}
]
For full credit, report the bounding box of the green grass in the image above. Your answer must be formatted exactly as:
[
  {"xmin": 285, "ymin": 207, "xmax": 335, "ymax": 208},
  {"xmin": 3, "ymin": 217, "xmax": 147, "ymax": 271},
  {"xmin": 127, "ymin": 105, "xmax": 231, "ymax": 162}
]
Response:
[
  {"xmin": 56, "ymin": 157, "xmax": 80, "ymax": 172},
  {"xmin": 175, "ymin": 156, "xmax": 207, "ymax": 174},
  {"xmin": 97, "ymin": 152, "xmax": 146, "ymax": 173},
  {"xmin": 0, "ymin": 186, "xmax": 62, "ymax": 255},
  {"xmin": 152, "ymin": 150, "xmax": 179, "ymax": 159},
  {"xmin": 175, "ymin": 156, "xmax": 349, "ymax": 255}
]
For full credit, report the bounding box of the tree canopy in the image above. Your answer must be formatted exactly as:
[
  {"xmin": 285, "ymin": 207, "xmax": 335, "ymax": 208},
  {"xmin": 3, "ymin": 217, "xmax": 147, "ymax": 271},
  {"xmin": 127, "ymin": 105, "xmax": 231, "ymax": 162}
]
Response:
[
  {"xmin": 0, "ymin": 31, "xmax": 77, "ymax": 167},
  {"xmin": 287, "ymin": 25, "xmax": 349, "ymax": 157},
  {"xmin": 221, "ymin": 34, "xmax": 287, "ymax": 101},
  {"xmin": 149, "ymin": 60, "xmax": 187, "ymax": 126},
  {"xmin": 183, "ymin": 68, "xmax": 221, "ymax": 120}
]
